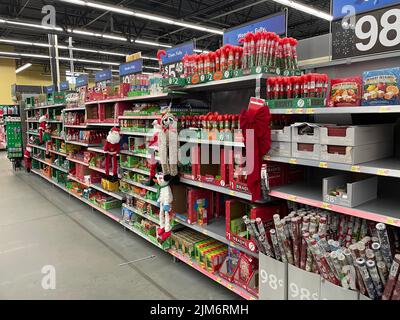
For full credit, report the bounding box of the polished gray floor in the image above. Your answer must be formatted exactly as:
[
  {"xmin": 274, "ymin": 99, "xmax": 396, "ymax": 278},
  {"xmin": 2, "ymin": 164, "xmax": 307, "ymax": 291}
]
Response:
[{"xmin": 0, "ymin": 152, "xmax": 237, "ymax": 300}]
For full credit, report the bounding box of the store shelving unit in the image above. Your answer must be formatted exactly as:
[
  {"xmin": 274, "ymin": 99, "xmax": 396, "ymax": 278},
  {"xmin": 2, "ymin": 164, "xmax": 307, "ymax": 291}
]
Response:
[
  {"xmin": 168, "ymin": 249, "xmax": 258, "ymax": 300},
  {"xmin": 180, "ymin": 177, "xmax": 253, "ymax": 201},
  {"xmin": 270, "ymin": 105, "xmax": 400, "ymax": 115},
  {"xmin": 123, "ymin": 203, "xmax": 160, "ymax": 224},
  {"xmin": 269, "ymin": 182, "xmax": 400, "ymax": 227}
]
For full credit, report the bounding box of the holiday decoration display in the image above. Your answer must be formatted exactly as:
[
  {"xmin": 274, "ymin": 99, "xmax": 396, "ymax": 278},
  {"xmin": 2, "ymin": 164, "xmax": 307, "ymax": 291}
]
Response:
[
  {"xmin": 103, "ymin": 127, "xmax": 121, "ymax": 176},
  {"xmin": 158, "ymin": 110, "xmax": 179, "ymax": 180},
  {"xmin": 156, "ymin": 172, "xmax": 173, "ymax": 242}
]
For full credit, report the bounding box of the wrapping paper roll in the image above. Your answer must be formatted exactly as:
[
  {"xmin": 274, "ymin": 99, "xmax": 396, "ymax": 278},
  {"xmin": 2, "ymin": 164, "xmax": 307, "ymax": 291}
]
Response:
[
  {"xmin": 256, "ymin": 217, "xmax": 274, "ymax": 257},
  {"xmin": 270, "ymin": 229, "xmax": 283, "ymax": 262},
  {"xmin": 377, "ymin": 261, "xmax": 388, "ymax": 284},
  {"xmin": 366, "ymin": 260, "xmax": 383, "ymax": 297},
  {"xmin": 376, "ymin": 223, "xmax": 393, "ymax": 270},
  {"xmin": 382, "ymin": 254, "xmax": 400, "ymax": 300},
  {"xmin": 356, "ymin": 258, "xmax": 377, "ymax": 299}
]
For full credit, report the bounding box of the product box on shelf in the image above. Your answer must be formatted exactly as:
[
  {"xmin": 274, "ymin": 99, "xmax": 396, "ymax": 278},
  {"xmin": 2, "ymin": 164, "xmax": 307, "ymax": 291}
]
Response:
[
  {"xmin": 320, "ymin": 124, "xmax": 394, "ymax": 146},
  {"xmin": 329, "ymin": 77, "xmax": 362, "ymax": 107},
  {"xmin": 271, "ymin": 126, "xmax": 291, "ymax": 142},
  {"xmin": 320, "ymin": 141, "xmax": 393, "ymax": 164},
  {"xmin": 186, "ymin": 187, "xmax": 213, "ymax": 225},
  {"xmin": 268, "ymin": 141, "xmax": 292, "ymax": 158},
  {"xmin": 225, "ymin": 200, "xmax": 286, "ymax": 253},
  {"xmin": 322, "ymin": 174, "xmax": 378, "ymax": 208},
  {"xmin": 292, "ymin": 142, "xmax": 321, "ymax": 160},
  {"xmin": 232, "ymin": 253, "xmax": 259, "ymax": 295},
  {"xmin": 362, "ymin": 67, "xmax": 400, "ymax": 106},
  {"xmin": 291, "ymin": 123, "xmax": 322, "ymax": 144}
]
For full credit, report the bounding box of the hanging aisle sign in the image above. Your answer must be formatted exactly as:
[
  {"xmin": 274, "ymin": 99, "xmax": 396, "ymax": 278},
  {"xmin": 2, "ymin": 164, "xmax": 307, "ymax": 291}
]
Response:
[
  {"xmin": 223, "ymin": 12, "xmax": 286, "ymax": 46},
  {"xmin": 332, "ymin": 4, "xmax": 400, "ymax": 60},
  {"xmin": 161, "ymin": 41, "xmax": 194, "ymax": 79},
  {"xmin": 95, "ymin": 69, "xmax": 112, "ymax": 83},
  {"xmin": 332, "ymin": 0, "xmax": 399, "ymax": 20},
  {"xmin": 45, "ymin": 85, "xmax": 55, "ymax": 94},
  {"xmin": 76, "ymin": 75, "xmax": 88, "ymax": 88},
  {"xmin": 59, "ymin": 81, "xmax": 69, "ymax": 91},
  {"xmin": 119, "ymin": 59, "xmax": 143, "ymax": 83}
]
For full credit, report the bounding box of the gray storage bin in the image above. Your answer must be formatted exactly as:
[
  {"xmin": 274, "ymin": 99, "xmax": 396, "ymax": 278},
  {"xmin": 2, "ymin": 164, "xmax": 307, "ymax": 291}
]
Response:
[
  {"xmin": 323, "ymin": 174, "xmax": 378, "ymax": 208},
  {"xmin": 269, "ymin": 142, "xmax": 292, "ymax": 158},
  {"xmin": 271, "ymin": 126, "xmax": 291, "ymax": 142}
]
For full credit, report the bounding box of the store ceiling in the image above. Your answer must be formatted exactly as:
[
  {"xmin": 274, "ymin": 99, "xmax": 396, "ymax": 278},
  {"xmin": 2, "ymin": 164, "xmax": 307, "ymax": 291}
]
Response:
[{"xmin": 0, "ymin": 0, "xmax": 330, "ymax": 72}]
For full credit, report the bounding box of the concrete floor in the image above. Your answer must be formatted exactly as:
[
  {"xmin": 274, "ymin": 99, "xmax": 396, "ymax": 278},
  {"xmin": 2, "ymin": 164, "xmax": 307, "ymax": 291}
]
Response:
[{"xmin": 0, "ymin": 152, "xmax": 237, "ymax": 300}]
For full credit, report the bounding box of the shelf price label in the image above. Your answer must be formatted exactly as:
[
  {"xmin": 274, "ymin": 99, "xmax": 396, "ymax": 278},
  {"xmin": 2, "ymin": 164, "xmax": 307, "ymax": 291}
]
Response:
[
  {"xmin": 285, "ymin": 109, "xmax": 293, "ymax": 114},
  {"xmin": 379, "ymin": 106, "xmax": 391, "ymax": 113},
  {"xmin": 288, "ymin": 195, "xmax": 297, "ymax": 202},
  {"xmin": 377, "ymin": 168, "xmax": 389, "ymax": 176},
  {"xmin": 321, "ymin": 203, "xmax": 331, "ymax": 210},
  {"xmin": 351, "ymin": 166, "xmax": 361, "ymax": 172},
  {"xmin": 289, "ymin": 159, "xmax": 297, "ymax": 165},
  {"xmin": 306, "ymin": 108, "xmax": 314, "ymax": 114},
  {"xmin": 319, "ymin": 162, "xmax": 328, "ymax": 169},
  {"xmin": 332, "ymin": 4, "xmax": 400, "ymax": 60}
]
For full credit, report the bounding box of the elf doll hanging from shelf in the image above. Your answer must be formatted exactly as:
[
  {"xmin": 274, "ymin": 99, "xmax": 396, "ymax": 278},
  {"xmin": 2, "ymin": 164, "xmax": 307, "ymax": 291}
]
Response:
[
  {"xmin": 38, "ymin": 114, "xmax": 52, "ymax": 158},
  {"xmin": 155, "ymin": 171, "xmax": 173, "ymax": 243},
  {"xmin": 103, "ymin": 127, "xmax": 121, "ymax": 176},
  {"xmin": 24, "ymin": 146, "xmax": 32, "ymax": 173}
]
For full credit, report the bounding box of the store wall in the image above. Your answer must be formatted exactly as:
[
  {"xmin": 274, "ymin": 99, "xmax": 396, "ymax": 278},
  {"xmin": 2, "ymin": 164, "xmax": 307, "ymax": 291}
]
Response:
[
  {"xmin": 0, "ymin": 45, "xmax": 17, "ymax": 105},
  {"xmin": 16, "ymin": 64, "xmax": 53, "ymax": 87}
]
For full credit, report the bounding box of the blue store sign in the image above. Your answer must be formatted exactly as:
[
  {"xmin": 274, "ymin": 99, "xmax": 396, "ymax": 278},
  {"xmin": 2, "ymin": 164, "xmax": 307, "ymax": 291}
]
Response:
[
  {"xmin": 76, "ymin": 75, "xmax": 88, "ymax": 88},
  {"xmin": 119, "ymin": 59, "xmax": 143, "ymax": 76},
  {"xmin": 59, "ymin": 81, "xmax": 69, "ymax": 91},
  {"xmin": 95, "ymin": 69, "xmax": 112, "ymax": 83},
  {"xmin": 332, "ymin": 0, "xmax": 399, "ymax": 20},
  {"xmin": 223, "ymin": 12, "xmax": 286, "ymax": 46},
  {"xmin": 45, "ymin": 85, "xmax": 55, "ymax": 94},
  {"xmin": 161, "ymin": 42, "xmax": 194, "ymax": 65}
]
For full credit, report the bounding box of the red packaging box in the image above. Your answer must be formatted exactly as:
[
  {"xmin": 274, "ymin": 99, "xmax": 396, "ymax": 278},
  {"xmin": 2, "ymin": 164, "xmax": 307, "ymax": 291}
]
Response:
[{"xmin": 225, "ymin": 200, "xmax": 287, "ymax": 253}]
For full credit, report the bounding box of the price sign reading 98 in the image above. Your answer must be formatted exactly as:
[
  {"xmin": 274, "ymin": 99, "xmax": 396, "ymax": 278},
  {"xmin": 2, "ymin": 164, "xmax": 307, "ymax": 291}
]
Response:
[{"xmin": 332, "ymin": 4, "xmax": 400, "ymax": 60}]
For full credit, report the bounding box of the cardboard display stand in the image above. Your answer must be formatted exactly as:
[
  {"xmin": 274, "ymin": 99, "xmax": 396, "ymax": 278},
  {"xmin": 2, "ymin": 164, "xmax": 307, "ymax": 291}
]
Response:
[
  {"xmin": 320, "ymin": 279, "xmax": 359, "ymax": 300},
  {"xmin": 288, "ymin": 264, "xmax": 320, "ymax": 300},
  {"xmin": 259, "ymin": 253, "xmax": 288, "ymax": 300}
]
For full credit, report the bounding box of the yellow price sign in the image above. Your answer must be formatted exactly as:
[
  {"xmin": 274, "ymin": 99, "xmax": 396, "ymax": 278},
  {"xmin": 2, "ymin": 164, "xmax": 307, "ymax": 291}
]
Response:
[
  {"xmin": 295, "ymin": 109, "xmax": 304, "ymax": 114},
  {"xmin": 265, "ymin": 156, "xmax": 271, "ymax": 161},
  {"xmin": 386, "ymin": 218, "xmax": 395, "ymax": 226},
  {"xmin": 306, "ymin": 108, "xmax": 314, "ymax": 114},
  {"xmin": 229, "ymin": 190, "xmax": 235, "ymax": 196},
  {"xmin": 230, "ymin": 241, "xmax": 236, "ymax": 247},
  {"xmin": 216, "ymin": 277, "xmax": 222, "ymax": 283},
  {"xmin": 379, "ymin": 106, "xmax": 390, "ymax": 113},
  {"xmin": 319, "ymin": 162, "xmax": 328, "ymax": 169},
  {"xmin": 289, "ymin": 159, "xmax": 297, "ymax": 165},
  {"xmin": 198, "ymin": 182, "xmax": 204, "ymax": 188},
  {"xmin": 377, "ymin": 169, "xmax": 389, "ymax": 176},
  {"xmin": 321, "ymin": 202, "xmax": 331, "ymax": 210},
  {"xmin": 351, "ymin": 166, "xmax": 361, "ymax": 172},
  {"xmin": 202, "ymin": 229, "xmax": 208, "ymax": 236},
  {"xmin": 288, "ymin": 195, "xmax": 297, "ymax": 202},
  {"xmin": 285, "ymin": 109, "xmax": 293, "ymax": 114},
  {"xmin": 227, "ymin": 284, "xmax": 234, "ymax": 290}
]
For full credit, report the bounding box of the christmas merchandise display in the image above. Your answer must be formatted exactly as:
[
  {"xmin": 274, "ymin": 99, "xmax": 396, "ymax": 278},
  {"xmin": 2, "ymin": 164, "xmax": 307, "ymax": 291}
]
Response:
[
  {"xmin": 103, "ymin": 127, "xmax": 121, "ymax": 176},
  {"xmin": 255, "ymin": 202, "xmax": 400, "ymax": 300}
]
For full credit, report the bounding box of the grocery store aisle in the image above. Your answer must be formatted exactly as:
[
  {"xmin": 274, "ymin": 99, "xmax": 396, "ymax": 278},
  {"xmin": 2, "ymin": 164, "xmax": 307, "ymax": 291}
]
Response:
[{"xmin": 0, "ymin": 152, "xmax": 236, "ymax": 300}]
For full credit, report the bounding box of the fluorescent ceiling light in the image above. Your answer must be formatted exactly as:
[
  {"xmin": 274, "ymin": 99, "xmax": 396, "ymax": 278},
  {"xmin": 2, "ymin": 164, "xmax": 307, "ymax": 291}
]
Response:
[
  {"xmin": 0, "ymin": 39, "xmax": 51, "ymax": 47},
  {"xmin": 0, "ymin": 51, "xmax": 50, "ymax": 59},
  {"xmin": 60, "ymin": 56, "xmax": 120, "ymax": 66},
  {"xmin": 143, "ymin": 66, "xmax": 159, "ymax": 70},
  {"xmin": 71, "ymin": 29, "xmax": 127, "ymax": 41},
  {"xmin": 142, "ymin": 55, "xmax": 158, "ymax": 61},
  {"xmin": 194, "ymin": 49, "xmax": 210, "ymax": 53},
  {"xmin": 0, "ymin": 17, "xmax": 63, "ymax": 31},
  {"xmin": 16, "ymin": 63, "xmax": 32, "ymax": 74},
  {"xmin": 58, "ymin": 0, "xmax": 223, "ymax": 35},
  {"xmin": 134, "ymin": 39, "xmax": 172, "ymax": 48},
  {"xmin": 272, "ymin": 0, "xmax": 333, "ymax": 21},
  {"xmin": 84, "ymin": 67, "xmax": 119, "ymax": 72}
]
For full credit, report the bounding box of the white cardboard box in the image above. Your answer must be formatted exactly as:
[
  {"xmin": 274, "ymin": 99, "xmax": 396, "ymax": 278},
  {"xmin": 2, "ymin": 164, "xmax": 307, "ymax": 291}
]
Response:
[
  {"xmin": 259, "ymin": 254, "xmax": 288, "ymax": 300},
  {"xmin": 320, "ymin": 124, "xmax": 394, "ymax": 146},
  {"xmin": 292, "ymin": 142, "xmax": 321, "ymax": 160},
  {"xmin": 269, "ymin": 142, "xmax": 292, "ymax": 158},
  {"xmin": 322, "ymin": 174, "xmax": 378, "ymax": 207},
  {"xmin": 292, "ymin": 122, "xmax": 323, "ymax": 144},
  {"xmin": 271, "ymin": 126, "xmax": 291, "ymax": 142},
  {"xmin": 320, "ymin": 142, "xmax": 393, "ymax": 164}
]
